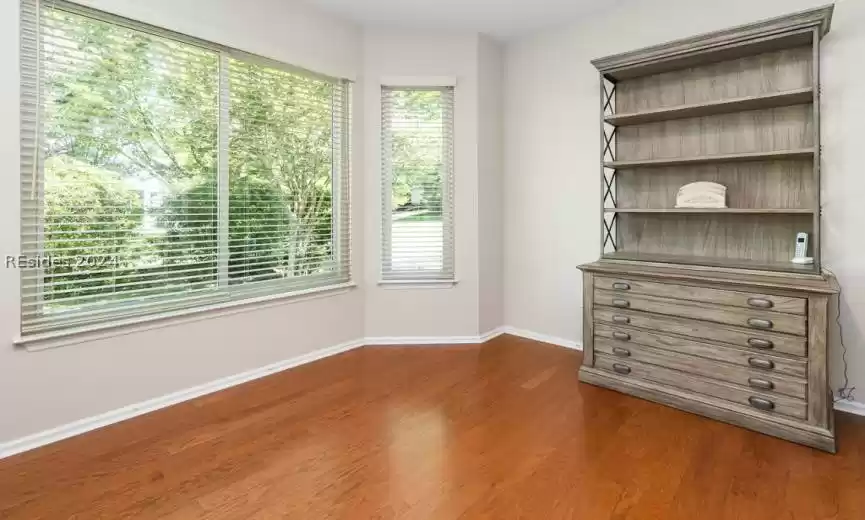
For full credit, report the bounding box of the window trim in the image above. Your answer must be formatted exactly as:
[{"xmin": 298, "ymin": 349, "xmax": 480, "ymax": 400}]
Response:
[
  {"xmin": 15, "ymin": 282, "xmax": 357, "ymax": 352},
  {"xmin": 18, "ymin": 0, "xmax": 354, "ymax": 342},
  {"xmin": 381, "ymin": 77, "xmax": 457, "ymax": 88},
  {"xmin": 377, "ymin": 279, "xmax": 458, "ymax": 290},
  {"xmin": 379, "ymin": 82, "xmax": 456, "ymax": 285}
]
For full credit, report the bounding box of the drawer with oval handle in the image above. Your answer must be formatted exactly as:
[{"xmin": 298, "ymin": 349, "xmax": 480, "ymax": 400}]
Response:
[
  {"xmin": 612, "ymin": 346, "xmax": 631, "ymax": 357},
  {"xmin": 593, "ymin": 354, "xmax": 806, "ymax": 419},
  {"xmin": 747, "ymin": 338, "xmax": 774, "ymax": 350},
  {"xmin": 593, "ymin": 338, "xmax": 806, "ymax": 399},
  {"xmin": 748, "ymin": 396, "xmax": 776, "ymax": 412},
  {"xmin": 593, "ymin": 322, "xmax": 807, "ymax": 378},
  {"xmin": 593, "ymin": 276, "xmax": 805, "ymax": 315},
  {"xmin": 747, "ymin": 318, "xmax": 773, "ymax": 330},
  {"xmin": 612, "ymin": 363, "xmax": 631, "ymax": 375},
  {"xmin": 748, "ymin": 378, "xmax": 775, "ymax": 391},
  {"xmin": 612, "ymin": 331, "xmax": 631, "ymax": 341},
  {"xmin": 594, "ymin": 289, "xmax": 805, "ymax": 336},
  {"xmin": 747, "ymin": 297, "xmax": 774, "ymax": 309},
  {"xmin": 593, "ymin": 307, "xmax": 807, "ymax": 357},
  {"xmin": 748, "ymin": 357, "xmax": 775, "ymax": 370}
]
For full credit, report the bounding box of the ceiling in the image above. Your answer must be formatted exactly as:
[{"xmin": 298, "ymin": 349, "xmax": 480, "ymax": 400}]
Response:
[{"xmin": 302, "ymin": 0, "xmax": 618, "ymax": 40}]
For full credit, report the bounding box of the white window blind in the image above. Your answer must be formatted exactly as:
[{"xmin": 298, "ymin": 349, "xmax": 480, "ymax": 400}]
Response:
[
  {"xmin": 19, "ymin": 0, "xmax": 351, "ymax": 339},
  {"xmin": 380, "ymin": 86, "xmax": 455, "ymax": 281}
]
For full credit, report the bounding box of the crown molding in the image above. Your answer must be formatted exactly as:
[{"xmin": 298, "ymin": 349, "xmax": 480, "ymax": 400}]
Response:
[{"xmin": 592, "ymin": 4, "xmax": 834, "ymax": 79}]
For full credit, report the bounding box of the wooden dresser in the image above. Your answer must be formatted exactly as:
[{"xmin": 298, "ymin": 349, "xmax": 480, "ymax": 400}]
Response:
[
  {"xmin": 581, "ymin": 6, "xmax": 840, "ymax": 451},
  {"xmin": 579, "ymin": 261, "xmax": 838, "ymax": 452}
]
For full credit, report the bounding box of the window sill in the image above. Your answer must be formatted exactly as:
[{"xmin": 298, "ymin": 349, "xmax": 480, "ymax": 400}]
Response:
[
  {"xmin": 15, "ymin": 282, "xmax": 357, "ymax": 352},
  {"xmin": 377, "ymin": 279, "xmax": 459, "ymax": 290}
]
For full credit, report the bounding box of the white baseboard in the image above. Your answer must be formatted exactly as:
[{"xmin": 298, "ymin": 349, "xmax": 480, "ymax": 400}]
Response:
[
  {"xmin": 835, "ymin": 399, "xmax": 865, "ymax": 417},
  {"xmin": 364, "ymin": 326, "xmax": 508, "ymax": 346},
  {"xmin": 501, "ymin": 326, "xmax": 583, "ymax": 351},
  {"xmin": 0, "ymin": 337, "xmax": 365, "ymax": 460},
  {"xmin": 364, "ymin": 336, "xmax": 487, "ymax": 346},
  {"xmin": 480, "ymin": 326, "xmax": 509, "ymax": 342}
]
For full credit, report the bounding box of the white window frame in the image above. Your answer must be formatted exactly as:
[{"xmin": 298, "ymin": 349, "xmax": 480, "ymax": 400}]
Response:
[
  {"xmin": 17, "ymin": 0, "xmax": 353, "ymax": 347},
  {"xmin": 379, "ymin": 78, "xmax": 456, "ymax": 287}
]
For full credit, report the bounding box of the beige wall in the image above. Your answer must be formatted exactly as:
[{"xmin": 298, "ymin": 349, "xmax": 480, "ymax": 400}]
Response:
[
  {"xmin": 362, "ymin": 28, "xmax": 483, "ymax": 338},
  {"xmin": 503, "ymin": 0, "xmax": 865, "ymax": 399},
  {"xmin": 478, "ymin": 36, "xmax": 505, "ymax": 334},
  {"xmin": 0, "ymin": 0, "xmax": 366, "ymax": 444}
]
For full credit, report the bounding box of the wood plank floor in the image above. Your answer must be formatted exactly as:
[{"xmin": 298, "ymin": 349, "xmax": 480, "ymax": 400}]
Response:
[{"xmin": 1, "ymin": 335, "xmax": 864, "ymax": 519}]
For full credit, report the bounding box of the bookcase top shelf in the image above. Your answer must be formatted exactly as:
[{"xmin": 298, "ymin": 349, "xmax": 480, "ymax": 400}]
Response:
[
  {"xmin": 592, "ymin": 5, "xmax": 833, "ymax": 80},
  {"xmin": 604, "ymin": 149, "xmax": 815, "ymax": 169},
  {"xmin": 605, "ymin": 88, "xmax": 813, "ymax": 126}
]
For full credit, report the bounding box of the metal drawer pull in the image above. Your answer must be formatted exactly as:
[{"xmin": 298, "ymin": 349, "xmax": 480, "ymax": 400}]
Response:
[
  {"xmin": 747, "ymin": 338, "xmax": 774, "ymax": 350},
  {"xmin": 612, "ymin": 282, "xmax": 631, "ymax": 291},
  {"xmin": 612, "ymin": 363, "xmax": 631, "ymax": 375},
  {"xmin": 612, "ymin": 315, "xmax": 630, "ymax": 325},
  {"xmin": 612, "ymin": 347, "xmax": 631, "ymax": 357},
  {"xmin": 748, "ymin": 358, "xmax": 775, "ymax": 370},
  {"xmin": 748, "ymin": 378, "xmax": 774, "ymax": 391},
  {"xmin": 747, "ymin": 297, "xmax": 774, "ymax": 309},
  {"xmin": 612, "ymin": 299, "xmax": 630, "ymax": 308},
  {"xmin": 748, "ymin": 396, "xmax": 775, "ymax": 411},
  {"xmin": 747, "ymin": 318, "xmax": 773, "ymax": 330},
  {"xmin": 612, "ymin": 331, "xmax": 631, "ymax": 341}
]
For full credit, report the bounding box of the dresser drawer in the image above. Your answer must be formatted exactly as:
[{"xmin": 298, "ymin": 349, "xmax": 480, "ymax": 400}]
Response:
[
  {"xmin": 594, "ymin": 276, "xmax": 806, "ymax": 315},
  {"xmin": 594, "ymin": 338, "xmax": 806, "ymax": 399},
  {"xmin": 594, "ymin": 307, "xmax": 807, "ymax": 357},
  {"xmin": 594, "ymin": 322, "xmax": 807, "ymax": 379},
  {"xmin": 595, "ymin": 289, "xmax": 806, "ymax": 336},
  {"xmin": 595, "ymin": 354, "xmax": 807, "ymax": 420}
]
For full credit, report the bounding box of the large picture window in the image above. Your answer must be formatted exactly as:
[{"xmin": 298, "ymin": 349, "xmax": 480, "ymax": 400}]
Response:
[
  {"xmin": 19, "ymin": 0, "xmax": 351, "ymax": 339},
  {"xmin": 380, "ymin": 86, "xmax": 455, "ymax": 282}
]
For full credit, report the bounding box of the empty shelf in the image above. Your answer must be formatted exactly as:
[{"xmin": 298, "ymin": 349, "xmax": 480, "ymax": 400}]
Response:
[
  {"xmin": 605, "ymin": 88, "xmax": 813, "ymax": 126},
  {"xmin": 604, "ymin": 149, "xmax": 815, "ymax": 169}
]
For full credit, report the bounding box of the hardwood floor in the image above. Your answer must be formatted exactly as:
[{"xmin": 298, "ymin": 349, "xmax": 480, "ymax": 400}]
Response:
[{"xmin": 1, "ymin": 335, "xmax": 864, "ymax": 519}]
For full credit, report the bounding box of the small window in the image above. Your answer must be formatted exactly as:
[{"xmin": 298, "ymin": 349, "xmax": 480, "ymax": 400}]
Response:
[{"xmin": 380, "ymin": 86, "xmax": 455, "ymax": 282}]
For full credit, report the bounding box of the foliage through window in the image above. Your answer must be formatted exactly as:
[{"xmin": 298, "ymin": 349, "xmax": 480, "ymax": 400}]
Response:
[
  {"xmin": 20, "ymin": 0, "xmax": 351, "ymax": 337},
  {"xmin": 381, "ymin": 86, "xmax": 454, "ymax": 281}
]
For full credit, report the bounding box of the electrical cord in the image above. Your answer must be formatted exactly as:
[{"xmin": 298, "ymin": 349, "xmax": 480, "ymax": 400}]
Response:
[{"xmin": 824, "ymin": 268, "xmax": 856, "ymax": 403}]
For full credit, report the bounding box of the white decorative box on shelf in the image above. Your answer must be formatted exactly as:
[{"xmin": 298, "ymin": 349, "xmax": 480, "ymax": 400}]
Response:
[{"xmin": 675, "ymin": 181, "xmax": 727, "ymax": 209}]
